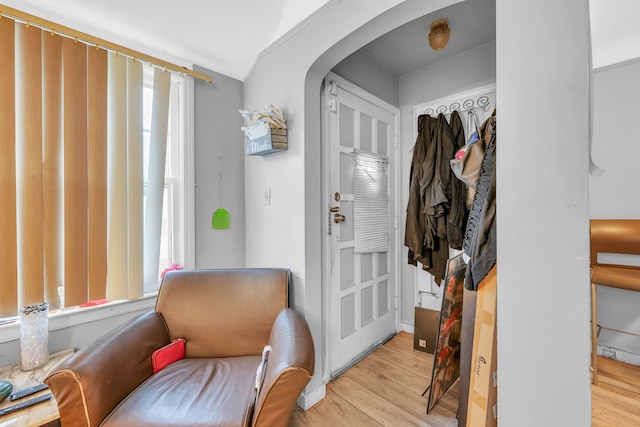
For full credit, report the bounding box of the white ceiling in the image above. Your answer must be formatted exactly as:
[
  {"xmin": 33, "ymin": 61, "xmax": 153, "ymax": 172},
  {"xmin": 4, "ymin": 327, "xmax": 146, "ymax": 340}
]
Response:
[
  {"xmin": 3, "ymin": 0, "xmax": 331, "ymax": 81},
  {"xmin": 358, "ymin": 0, "xmax": 496, "ymax": 77},
  {"xmin": 3, "ymin": 0, "xmax": 640, "ymax": 81},
  {"xmin": 589, "ymin": 0, "xmax": 640, "ymax": 68}
]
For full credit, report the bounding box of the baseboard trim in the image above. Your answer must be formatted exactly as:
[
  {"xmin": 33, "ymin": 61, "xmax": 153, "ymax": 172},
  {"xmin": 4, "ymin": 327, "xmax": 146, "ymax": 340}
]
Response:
[
  {"xmin": 598, "ymin": 344, "xmax": 640, "ymax": 367},
  {"xmin": 402, "ymin": 321, "xmax": 414, "ymax": 334},
  {"xmin": 297, "ymin": 384, "xmax": 326, "ymax": 410}
]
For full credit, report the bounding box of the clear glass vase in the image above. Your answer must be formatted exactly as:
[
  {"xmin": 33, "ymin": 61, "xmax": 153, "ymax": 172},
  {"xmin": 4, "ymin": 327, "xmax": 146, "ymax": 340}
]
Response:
[{"xmin": 19, "ymin": 303, "xmax": 49, "ymax": 371}]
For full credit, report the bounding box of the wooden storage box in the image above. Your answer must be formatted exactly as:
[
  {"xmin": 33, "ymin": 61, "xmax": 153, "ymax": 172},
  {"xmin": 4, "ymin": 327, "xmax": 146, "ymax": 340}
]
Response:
[
  {"xmin": 244, "ymin": 122, "xmax": 287, "ymax": 156},
  {"xmin": 413, "ymin": 307, "xmax": 440, "ymax": 354}
]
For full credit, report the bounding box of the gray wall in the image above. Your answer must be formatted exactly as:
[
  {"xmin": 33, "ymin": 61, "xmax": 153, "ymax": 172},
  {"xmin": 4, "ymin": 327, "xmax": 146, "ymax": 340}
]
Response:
[
  {"xmin": 399, "ymin": 41, "xmax": 496, "ymax": 325},
  {"xmin": 496, "ymin": 0, "xmax": 591, "ymax": 423},
  {"xmin": 332, "ymin": 49, "xmax": 400, "ymax": 107},
  {"xmin": 194, "ymin": 66, "xmax": 246, "ymax": 269},
  {"xmin": 590, "ymin": 58, "xmax": 640, "ymax": 356}
]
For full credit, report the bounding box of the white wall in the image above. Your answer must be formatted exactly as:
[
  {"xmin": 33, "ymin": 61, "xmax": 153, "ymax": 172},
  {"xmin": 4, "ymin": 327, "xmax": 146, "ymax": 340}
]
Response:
[
  {"xmin": 399, "ymin": 41, "xmax": 496, "ymax": 326},
  {"xmin": 590, "ymin": 58, "xmax": 640, "ymax": 356},
  {"xmin": 244, "ymin": 0, "xmax": 462, "ymax": 408},
  {"xmin": 331, "ymin": 49, "xmax": 400, "ymax": 107},
  {"xmin": 194, "ymin": 66, "xmax": 246, "ymax": 269},
  {"xmin": 496, "ymin": 0, "xmax": 591, "ymax": 425},
  {"xmin": 246, "ymin": 0, "xmax": 593, "ymax": 421}
]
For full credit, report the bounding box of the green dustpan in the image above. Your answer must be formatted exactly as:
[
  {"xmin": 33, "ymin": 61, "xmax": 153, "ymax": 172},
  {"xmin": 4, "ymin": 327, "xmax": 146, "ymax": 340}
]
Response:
[
  {"xmin": 212, "ymin": 156, "xmax": 231, "ymax": 230},
  {"xmin": 212, "ymin": 208, "xmax": 230, "ymax": 230}
]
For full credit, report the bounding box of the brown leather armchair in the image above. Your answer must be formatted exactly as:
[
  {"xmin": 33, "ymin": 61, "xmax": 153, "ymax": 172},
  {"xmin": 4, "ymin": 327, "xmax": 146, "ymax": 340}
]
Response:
[{"xmin": 45, "ymin": 268, "xmax": 314, "ymax": 427}]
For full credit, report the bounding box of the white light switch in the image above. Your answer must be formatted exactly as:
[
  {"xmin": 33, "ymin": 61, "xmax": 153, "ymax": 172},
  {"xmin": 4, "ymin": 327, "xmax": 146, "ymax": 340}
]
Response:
[{"xmin": 263, "ymin": 188, "xmax": 271, "ymax": 206}]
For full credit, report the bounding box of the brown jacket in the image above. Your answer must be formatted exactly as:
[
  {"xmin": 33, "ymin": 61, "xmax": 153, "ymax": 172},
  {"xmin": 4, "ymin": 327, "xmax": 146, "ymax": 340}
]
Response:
[
  {"xmin": 405, "ymin": 115, "xmax": 436, "ymax": 268},
  {"xmin": 405, "ymin": 112, "xmax": 468, "ymax": 285}
]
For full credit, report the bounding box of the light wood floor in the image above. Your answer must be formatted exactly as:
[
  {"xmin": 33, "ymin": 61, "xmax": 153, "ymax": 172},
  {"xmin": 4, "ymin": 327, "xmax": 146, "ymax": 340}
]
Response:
[
  {"xmin": 290, "ymin": 331, "xmax": 640, "ymax": 427},
  {"xmin": 592, "ymin": 355, "xmax": 640, "ymax": 426}
]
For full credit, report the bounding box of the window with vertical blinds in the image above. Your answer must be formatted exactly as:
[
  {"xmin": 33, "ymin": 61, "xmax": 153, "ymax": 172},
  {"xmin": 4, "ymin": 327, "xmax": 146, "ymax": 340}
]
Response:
[
  {"xmin": 0, "ymin": 19, "xmax": 175, "ymax": 317},
  {"xmin": 353, "ymin": 152, "xmax": 389, "ymax": 253}
]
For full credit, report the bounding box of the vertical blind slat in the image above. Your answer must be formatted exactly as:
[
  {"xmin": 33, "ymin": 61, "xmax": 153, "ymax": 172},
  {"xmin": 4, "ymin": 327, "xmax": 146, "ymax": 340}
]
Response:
[
  {"xmin": 87, "ymin": 48, "xmax": 108, "ymax": 301},
  {"xmin": 0, "ymin": 19, "xmax": 17, "ymax": 316},
  {"xmin": 127, "ymin": 61, "xmax": 144, "ymax": 299},
  {"xmin": 63, "ymin": 38, "xmax": 89, "ymax": 307},
  {"xmin": 43, "ymin": 33, "xmax": 63, "ymax": 308},
  {"xmin": 16, "ymin": 24, "xmax": 44, "ymax": 306},
  {"xmin": 144, "ymin": 69, "xmax": 171, "ymax": 291},
  {"xmin": 106, "ymin": 53, "xmax": 128, "ymax": 301}
]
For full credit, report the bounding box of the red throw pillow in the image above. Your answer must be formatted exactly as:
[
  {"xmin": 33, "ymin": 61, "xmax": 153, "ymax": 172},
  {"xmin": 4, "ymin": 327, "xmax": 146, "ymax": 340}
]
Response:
[{"xmin": 152, "ymin": 338, "xmax": 186, "ymax": 374}]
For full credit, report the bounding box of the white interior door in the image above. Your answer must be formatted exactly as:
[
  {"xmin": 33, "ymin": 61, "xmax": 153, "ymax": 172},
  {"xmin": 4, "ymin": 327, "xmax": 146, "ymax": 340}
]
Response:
[{"xmin": 324, "ymin": 73, "xmax": 399, "ymax": 377}]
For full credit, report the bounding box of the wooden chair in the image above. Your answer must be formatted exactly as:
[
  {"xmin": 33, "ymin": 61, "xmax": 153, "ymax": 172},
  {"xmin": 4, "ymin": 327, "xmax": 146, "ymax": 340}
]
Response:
[{"xmin": 590, "ymin": 219, "xmax": 640, "ymax": 385}]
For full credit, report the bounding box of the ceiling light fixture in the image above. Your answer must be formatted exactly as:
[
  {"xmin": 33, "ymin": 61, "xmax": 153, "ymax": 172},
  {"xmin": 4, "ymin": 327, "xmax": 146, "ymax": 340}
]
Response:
[{"xmin": 428, "ymin": 18, "xmax": 450, "ymax": 51}]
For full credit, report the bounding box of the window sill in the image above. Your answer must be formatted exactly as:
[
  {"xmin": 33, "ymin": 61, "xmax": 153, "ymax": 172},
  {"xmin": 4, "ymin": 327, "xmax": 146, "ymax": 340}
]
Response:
[{"xmin": 0, "ymin": 294, "xmax": 158, "ymax": 344}]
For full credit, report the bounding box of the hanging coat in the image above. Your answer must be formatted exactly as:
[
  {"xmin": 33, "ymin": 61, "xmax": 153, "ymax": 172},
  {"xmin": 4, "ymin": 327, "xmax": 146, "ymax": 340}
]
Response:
[
  {"xmin": 405, "ymin": 115, "xmax": 437, "ymax": 268},
  {"xmin": 418, "ymin": 112, "xmax": 466, "ymax": 284},
  {"xmin": 463, "ymin": 113, "xmax": 497, "ymax": 290},
  {"xmin": 447, "ymin": 112, "xmax": 468, "ymax": 250},
  {"xmin": 405, "ymin": 111, "xmax": 469, "ymax": 285}
]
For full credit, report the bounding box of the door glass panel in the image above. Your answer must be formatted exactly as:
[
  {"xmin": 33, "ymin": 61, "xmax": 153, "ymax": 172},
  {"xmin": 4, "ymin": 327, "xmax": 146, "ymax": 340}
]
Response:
[
  {"xmin": 360, "ymin": 112, "xmax": 373, "ymax": 152},
  {"xmin": 341, "ymin": 293, "xmax": 356, "ymax": 338},
  {"xmin": 340, "ymin": 104, "xmax": 355, "ymax": 148},
  {"xmin": 361, "ymin": 253, "xmax": 373, "ymax": 282},
  {"xmin": 340, "ymin": 152, "xmax": 353, "ymax": 194},
  {"xmin": 377, "ymin": 120, "xmax": 389, "ymax": 156},
  {"xmin": 378, "ymin": 279, "xmax": 389, "ymax": 316},
  {"xmin": 378, "ymin": 252, "xmax": 388, "ymax": 276},
  {"xmin": 353, "ymin": 153, "xmax": 389, "ymax": 253},
  {"xmin": 361, "ymin": 286, "xmax": 374, "ymax": 327},
  {"xmin": 340, "ymin": 247, "xmax": 355, "ymax": 290},
  {"xmin": 340, "ymin": 201, "xmax": 354, "ymax": 241}
]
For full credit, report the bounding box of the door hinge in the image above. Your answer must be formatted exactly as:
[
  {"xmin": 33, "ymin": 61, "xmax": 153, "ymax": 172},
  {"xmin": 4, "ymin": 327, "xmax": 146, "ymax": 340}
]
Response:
[
  {"xmin": 394, "ymin": 216, "xmax": 398, "ymax": 229},
  {"xmin": 329, "ymin": 99, "xmax": 337, "ymax": 113},
  {"xmin": 394, "ymin": 297, "xmax": 398, "ymax": 310},
  {"xmin": 329, "ymin": 81, "xmax": 338, "ymax": 96},
  {"xmin": 393, "ymin": 136, "xmax": 398, "ymax": 148}
]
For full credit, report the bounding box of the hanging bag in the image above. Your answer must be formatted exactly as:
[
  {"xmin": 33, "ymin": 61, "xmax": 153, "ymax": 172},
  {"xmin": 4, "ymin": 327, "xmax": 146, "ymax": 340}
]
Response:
[{"xmin": 450, "ymin": 111, "xmax": 485, "ymax": 189}]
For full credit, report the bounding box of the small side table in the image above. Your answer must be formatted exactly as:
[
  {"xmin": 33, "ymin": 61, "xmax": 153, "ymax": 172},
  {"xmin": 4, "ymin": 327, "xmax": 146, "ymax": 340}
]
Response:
[{"xmin": 0, "ymin": 349, "xmax": 74, "ymax": 427}]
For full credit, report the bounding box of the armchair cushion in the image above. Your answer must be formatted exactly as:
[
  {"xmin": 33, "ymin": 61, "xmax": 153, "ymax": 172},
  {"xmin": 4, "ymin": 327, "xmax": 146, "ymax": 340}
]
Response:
[
  {"xmin": 156, "ymin": 269, "xmax": 289, "ymax": 358},
  {"xmin": 102, "ymin": 356, "xmax": 261, "ymax": 427}
]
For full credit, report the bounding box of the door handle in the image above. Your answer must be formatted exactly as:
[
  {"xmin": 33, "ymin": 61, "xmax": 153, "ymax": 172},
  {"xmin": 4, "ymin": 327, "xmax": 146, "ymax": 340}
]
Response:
[{"xmin": 334, "ymin": 214, "xmax": 346, "ymax": 224}]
